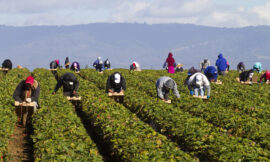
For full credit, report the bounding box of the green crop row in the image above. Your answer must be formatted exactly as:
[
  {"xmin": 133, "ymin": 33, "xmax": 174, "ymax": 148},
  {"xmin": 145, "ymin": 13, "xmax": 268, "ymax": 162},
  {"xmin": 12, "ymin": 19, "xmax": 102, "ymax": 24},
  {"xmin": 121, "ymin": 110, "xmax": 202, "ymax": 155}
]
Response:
[
  {"xmin": 31, "ymin": 68, "xmax": 103, "ymax": 161},
  {"xmin": 0, "ymin": 68, "xmax": 31, "ymax": 160},
  {"xmin": 79, "ymin": 69, "xmax": 270, "ymax": 161},
  {"xmin": 118, "ymin": 70, "xmax": 270, "ymax": 150},
  {"xmin": 56, "ymin": 69, "xmax": 197, "ymax": 161}
]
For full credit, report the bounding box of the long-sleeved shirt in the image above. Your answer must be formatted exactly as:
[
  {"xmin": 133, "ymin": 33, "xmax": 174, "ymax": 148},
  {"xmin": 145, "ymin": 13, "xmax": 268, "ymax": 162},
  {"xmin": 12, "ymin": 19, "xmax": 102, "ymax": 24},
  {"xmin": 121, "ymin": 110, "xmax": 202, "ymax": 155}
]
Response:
[
  {"xmin": 70, "ymin": 61, "xmax": 80, "ymax": 71},
  {"xmin": 204, "ymin": 66, "xmax": 218, "ymax": 81},
  {"xmin": 187, "ymin": 73, "xmax": 211, "ymax": 96},
  {"xmin": 239, "ymin": 70, "xmax": 254, "ymax": 82},
  {"xmin": 50, "ymin": 61, "xmax": 60, "ymax": 69},
  {"xmin": 2, "ymin": 59, "xmax": 12, "ymax": 69},
  {"xmin": 156, "ymin": 76, "xmax": 180, "ymax": 99},
  {"xmin": 253, "ymin": 62, "xmax": 262, "ymax": 73},
  {"xmin": 13, "ymin": 80, "xmax": 40, "ymax": 103},
  {"xmin": 200, "ymin": 60, "xmax": 210, "ymax": 70},
  {"xmin": 106, "ymin": 73, "xmax": 126, "ymax": 92},
  {"xmin": 260, "ymin": 71, "xmax": 270, "ymax": 82},
  {"xmin": 215, "ymin": 54, "xmax": 227, "ymax": 71},
  {"xmin": 54, "ymin": 73, "xmax": 79, "ymax": 93},
  {"xmin": 130, "ymin": 62, "xmax": 141, "ymax": 70}
]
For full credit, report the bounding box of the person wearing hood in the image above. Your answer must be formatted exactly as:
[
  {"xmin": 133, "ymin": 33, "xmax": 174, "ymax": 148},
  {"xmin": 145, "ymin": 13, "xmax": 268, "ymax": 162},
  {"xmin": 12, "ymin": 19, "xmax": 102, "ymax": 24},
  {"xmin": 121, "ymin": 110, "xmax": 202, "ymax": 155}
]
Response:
[
  {"xmin": 215, "ymin": 53, "xmax": 227, "ymax": 76},
  {"xmin": 200, "ymin": 58, "xmax": 210, "ymax": 72},
  {"xmin": 50, "ymin": 59, "xmax": 60, "ymax": 69},
  {"xmin": 130, "ymin": 61, "xmax": 141, "ymax": 71},
  {"xmin": 163, "ymin": 52, "xmax": 177, "ymax": 74},
  {"xmin": 239, "ymin": 69, "xmax": 254, "ymax": 82},
  {"xmin": 104, "ymin": 58, "xmax": 111, "ymax": 70},
  {"xmin": 93, "ymin": 57, "xmax": 103, "ymax": 72},
  {"xmin": 156, "ymin": 76, "xmax": 180, "ymax": 101},
  {"xmin": 52, "ymin": 72, "xmax": 79, "ymax": 97},
  {"xmin": 204, "ymin": 66, "xmax": 218, "ymax": 82},
  {"xmin": 237, "ymin": 62, "xmax": 245, "ymax": 73},
  {"xmin": 253, "ymin": 62, "xmax": 262, "ymax": 73},
  {"xmin": 2, "ymin": 59, "xmax": 12, "ymax": 70},
  {"xmin": 65, "ymin": 57, "xmax": 70, "ymax": 69},
  {"xmin": 184, "ymin": 66, "xmax": 201, "ymax": 85},
  {"xmin": 106, "ymin": 72, "xmax": 126, "ymax": 93},
  {"xmin": 13, "ymin": 76, "xmax": 40, "ymax": 111},
  {"xmin": 70, "ymin": 61, "xmax": 80, "ymax": 72},
  {"xmin": 175, "ymin": 64, "xmax": 184, "ymax": 72},
  {"xmin": 187, "ymin": 73, "xmax": 210, "ymax": 98},
  {"xmin": 259, "ymin": 70, "xmax": 270, "ymax": 83}
]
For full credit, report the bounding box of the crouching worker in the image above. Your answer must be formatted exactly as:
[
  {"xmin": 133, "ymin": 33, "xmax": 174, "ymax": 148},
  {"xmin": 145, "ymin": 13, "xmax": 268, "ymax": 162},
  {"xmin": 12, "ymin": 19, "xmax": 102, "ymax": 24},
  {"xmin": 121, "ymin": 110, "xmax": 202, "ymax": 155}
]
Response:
[
  {"xmin": 204, "ymin": 66, "xmax": 218, "ymax": 82},
  {"xmin": 187, "ymin": 73, "xmax": 210, "ymax": 99},
  {"xmin": 239, "ymin": 69, "xmax": 254, "ymax": 82},
  {"xmin": 106, "ymin": 72, "xmax": 126, "ymax": 103},
  {"xmin": 2, "ymin": 59, "xmax": 12, "ymax": 70},
  {"xmin": 13, "ymin": 76, "xmax": 40, "ymax": 112},
  {"xmin": 259, "ymin": 70, "xmax": 270, "ymax": 83},
  {"xmin": 130, "ymin": 61, "xmax": 141, "ymax": 71},
  {"xmin": 156, "ymin": 77, "xmax": 180, "ymax": 103},
  {"xmin": 70, "ymin": 61, "xmax": 80, "ymax": 72},
  {"xmin": 52, "ymin": 72, "xmax": 79, "ymax": 97}
]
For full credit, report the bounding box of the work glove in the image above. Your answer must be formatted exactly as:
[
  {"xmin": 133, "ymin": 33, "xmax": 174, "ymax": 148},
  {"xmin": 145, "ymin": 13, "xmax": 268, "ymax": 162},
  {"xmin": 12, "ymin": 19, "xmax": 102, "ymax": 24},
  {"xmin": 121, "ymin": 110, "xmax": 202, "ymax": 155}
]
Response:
[
  {"xmin": 26, "ymin": 98, "xmax": 31, "ymax": 103},
  {"xmin": 190, "ymin": 90, "xmax": 193, "ymax": 96},
  {"xmin": 207, "ymin": 96, "xmax": 210, "ymax": 99}
]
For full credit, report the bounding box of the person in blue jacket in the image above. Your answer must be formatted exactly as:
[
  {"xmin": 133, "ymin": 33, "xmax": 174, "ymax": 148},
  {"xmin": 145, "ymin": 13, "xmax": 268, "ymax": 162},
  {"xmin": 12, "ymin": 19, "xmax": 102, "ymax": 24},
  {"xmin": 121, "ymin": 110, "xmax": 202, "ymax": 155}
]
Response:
[
  {"xmin": 253, "ymin": 62, "xmax": 262, "ymax": 73},
  {"xmin": 204, "ymin": 66, "xmax": 218, "ymax": 82},
  {"xmin": 215, "ymin": 53, "xmax": 227, "ymax": 76}
]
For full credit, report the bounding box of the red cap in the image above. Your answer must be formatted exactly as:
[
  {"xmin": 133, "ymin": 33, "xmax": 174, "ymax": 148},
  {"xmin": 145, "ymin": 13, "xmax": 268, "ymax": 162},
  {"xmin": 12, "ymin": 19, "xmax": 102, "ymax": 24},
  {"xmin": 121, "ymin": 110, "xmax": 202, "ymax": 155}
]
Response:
[
  {"xmin": 132, "ymin": 63, "xmax": 136, "ymax": 67},
  {"xmin": 25, "ymin": 76, "xmax": 34, "ymax": 85},
  {"xmin": 55, "ymin": 59, "xmax": 59, "ymax": 65}
]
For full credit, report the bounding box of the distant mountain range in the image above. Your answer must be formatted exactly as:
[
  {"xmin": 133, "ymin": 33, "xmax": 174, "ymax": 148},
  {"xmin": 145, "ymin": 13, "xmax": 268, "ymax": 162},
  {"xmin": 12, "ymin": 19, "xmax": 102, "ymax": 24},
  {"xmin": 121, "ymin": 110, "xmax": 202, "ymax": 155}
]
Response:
[{"xmin": 0, "ymin": 23, "xmax": 270, "ymax": 70}]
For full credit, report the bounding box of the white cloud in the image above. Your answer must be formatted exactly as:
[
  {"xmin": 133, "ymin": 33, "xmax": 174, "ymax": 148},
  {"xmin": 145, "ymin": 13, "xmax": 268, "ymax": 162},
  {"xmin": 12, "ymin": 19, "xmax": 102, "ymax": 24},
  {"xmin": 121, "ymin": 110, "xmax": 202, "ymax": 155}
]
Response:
[{"xmin": 0, "ymin": 0, "xmax": 270, "ymax": 27}]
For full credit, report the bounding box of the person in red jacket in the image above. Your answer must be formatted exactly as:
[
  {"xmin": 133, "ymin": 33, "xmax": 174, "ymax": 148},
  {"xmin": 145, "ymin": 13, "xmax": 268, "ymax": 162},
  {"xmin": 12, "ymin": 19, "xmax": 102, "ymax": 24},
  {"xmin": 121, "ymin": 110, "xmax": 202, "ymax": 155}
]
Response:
[
  {"xmin": 163, "ymin": 52, "xmax": 176, "ymax": 74},
  {"xmin": 260, "ymin": 70, "xmax": 270, "ymax": 83}
]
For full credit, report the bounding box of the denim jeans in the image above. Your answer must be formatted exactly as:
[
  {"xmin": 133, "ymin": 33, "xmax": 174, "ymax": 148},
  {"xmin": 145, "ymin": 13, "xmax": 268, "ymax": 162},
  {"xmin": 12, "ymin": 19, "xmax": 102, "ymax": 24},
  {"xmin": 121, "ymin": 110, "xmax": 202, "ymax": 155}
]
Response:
[{"xmin": 194, "ymin": 88, "xmax": 204, "ymax": 96}]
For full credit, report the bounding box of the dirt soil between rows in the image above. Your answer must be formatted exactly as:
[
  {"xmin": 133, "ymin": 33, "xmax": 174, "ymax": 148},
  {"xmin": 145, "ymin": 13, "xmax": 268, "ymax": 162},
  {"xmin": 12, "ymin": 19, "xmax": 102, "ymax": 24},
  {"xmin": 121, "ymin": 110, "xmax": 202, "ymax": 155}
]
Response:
[{"xmin": 7, "ymin": 123, "xmax": 34, "ymax": 162}]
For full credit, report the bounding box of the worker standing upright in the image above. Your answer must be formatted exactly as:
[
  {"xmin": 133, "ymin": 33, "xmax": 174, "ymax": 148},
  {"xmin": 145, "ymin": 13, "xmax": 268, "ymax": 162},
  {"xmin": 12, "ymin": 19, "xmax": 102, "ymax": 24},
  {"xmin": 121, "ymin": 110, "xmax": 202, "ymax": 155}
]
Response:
[
  {"xmin": 163, "ymin": 52, "xmax": 176, "ymax": 74},
  {"xmin": 215, "ymin": 53, "xmax": 227, "ymax": 76}
]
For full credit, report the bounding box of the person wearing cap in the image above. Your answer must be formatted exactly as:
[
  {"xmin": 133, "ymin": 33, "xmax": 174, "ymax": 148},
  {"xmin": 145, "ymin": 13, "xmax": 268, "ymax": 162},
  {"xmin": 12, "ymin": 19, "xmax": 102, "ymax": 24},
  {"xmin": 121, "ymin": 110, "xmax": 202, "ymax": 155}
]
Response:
[
  {"xmin": 52, "ymin": 72, "xmax": 79, "ymax": 97},
  {"xmin": 239, "ymin": 69, "xmax": 254, "ymax": 82},
  {"xmin": 13, "ymin": 76, "xmax": 40, "ymax": 111},
  {"xmin": 130, "ymin": 61, "xmax": 141, "ymax": 71},
  {"xmin": 215, "ymin": 53, "xmax": 228, "ymax": 76},
  {"xmin": 50, "ymin": 59, "xmax": 60, "ymax": 69},
  {"xmin": 175, "ymin": 64, "xmax": 184, "ymax": 72},
  {"xmin": 200, "ymin": 58, "xmax": 210, "ymax": 72},
  {"xmin": 106, "ymin": 72, "xmax": 126, "ymax": 93},
  {"xmin": 2, "ymin": 59, "xmax": 12, "ymax": 70},
  {"xmin": 237, "ymin": 62, "xmax": 245, "ymax": 73},
  {"xmin": 253, "ymin": 62, "xmax": 262, "ymax": 73},
  {"xmin": 104, "ymin": 58, "xmax": 111, "ymax": 70},
  {"xmin": 70, "ymin": 61, "xmax": 80, "ymax": 72},
  {"xmin": 65, "ymin": 57, "xmax": 70, "ymax": 69},
  {"xmin": 184, "ymin": 66, "xmax": 200, "ymax": 85},
  {"xmin": 156, "ymin": 76, "xmax": 180, "ymax": 101},
  {"xmin": 187, "ymin": 73, "xmax": 210, "ymax": 98},
  {"xmin": 93, "ymin": 57, "xmax": 104, "ymax": 72},
  {"xmin": 259, "ymin": 70, "xmax": 270, "ymax": 83},
  {"xmin": 204, "ymin": 66, "xmax": 218, "ymax": 82},
  {"xmin": 163, "ymin": 52, "xmax": 177, "ymax": 74}
]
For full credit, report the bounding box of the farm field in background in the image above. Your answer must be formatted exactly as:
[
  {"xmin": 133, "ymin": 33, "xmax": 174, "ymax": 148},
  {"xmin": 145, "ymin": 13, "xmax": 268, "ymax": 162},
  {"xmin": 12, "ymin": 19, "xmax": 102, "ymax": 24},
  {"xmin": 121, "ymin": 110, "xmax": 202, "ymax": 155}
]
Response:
[{"xmin": 0, "ymin": 68, "xmax": 269, "ymax": 161}]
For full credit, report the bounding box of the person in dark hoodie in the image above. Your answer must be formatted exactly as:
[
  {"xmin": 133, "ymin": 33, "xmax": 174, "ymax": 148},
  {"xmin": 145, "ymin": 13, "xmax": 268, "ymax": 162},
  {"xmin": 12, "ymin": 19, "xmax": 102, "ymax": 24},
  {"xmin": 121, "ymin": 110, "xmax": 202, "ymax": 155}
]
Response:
[
  {"xmin": 104, "ymin": 59, "xmax": 111, "ymax": 70},
  {"xmin": 237, "ymin": 62, "xmax": 245, "ymax": 73},
  {"xmin": 70, "ymin": 61, "xmax": 80, "ymax": 72},
  {"xmin": 239, "ymin": 69, "xmax": 254, "ymax": 82},
  {"xmin": 156, "ymin": 76, "xmax": 180, "ymax": 101},
  {"xmin": 50, "ymin": 59, "xmax": 60, "ymax": 69},
  {"xmin": 204, "ymin": 66, "xmax": 218, "ymax": 82},
  {"xmin": 184, "ymin": 66, "xmax": 200, "ymax": 85},
  {"xmin": 13, "ymin": 76, "xmax": 40, "ymax": 111},
  {"xmin": 106, "ymin": 72, "xmax": 126, "ymax": 93},
  {"xmin": 93, "ymin": 57, "xmax": 103, "ymax": 72},
  {"xmin": 2, "ymin": 59, "xmax": 12, "ymax": 70},
  {"xmin": 215, "ymin": 53, "xmax": 227, "ymax": 76},
  {"xmin": 163, "ymin": 52, "xmax": 177, "ymax": 74},
  {"xmin": 52, "ymin": 72, "xmax": 79, "ymax": 97},
  {"xmin": 65, "ymin": 57, "xmax": 70, "ymax": 69}
]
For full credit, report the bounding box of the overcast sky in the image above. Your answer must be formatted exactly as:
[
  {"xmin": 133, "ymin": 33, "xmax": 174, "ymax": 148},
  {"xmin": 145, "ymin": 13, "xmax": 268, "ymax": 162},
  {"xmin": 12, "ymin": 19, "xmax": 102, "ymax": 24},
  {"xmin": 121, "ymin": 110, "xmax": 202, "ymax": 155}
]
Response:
[{"xmin": 0, "ymin": 0, "xmax": 270, "ymax": 27}]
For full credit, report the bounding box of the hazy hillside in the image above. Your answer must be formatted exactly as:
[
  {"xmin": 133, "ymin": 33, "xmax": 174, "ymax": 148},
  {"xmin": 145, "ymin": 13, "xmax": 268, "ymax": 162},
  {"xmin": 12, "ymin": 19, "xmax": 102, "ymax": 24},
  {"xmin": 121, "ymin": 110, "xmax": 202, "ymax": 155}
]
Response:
[{"xmin": 0, "ymin": 23, "xmax": 270, "ymax": 70}]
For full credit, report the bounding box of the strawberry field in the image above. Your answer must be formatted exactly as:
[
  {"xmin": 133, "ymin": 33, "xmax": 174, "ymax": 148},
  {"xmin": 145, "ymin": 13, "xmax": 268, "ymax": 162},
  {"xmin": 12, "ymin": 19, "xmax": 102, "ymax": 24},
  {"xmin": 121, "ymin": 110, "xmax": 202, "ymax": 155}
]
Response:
[{"xmin": 0, "ymin": 68, "xmax": 270, "ymax": 161}]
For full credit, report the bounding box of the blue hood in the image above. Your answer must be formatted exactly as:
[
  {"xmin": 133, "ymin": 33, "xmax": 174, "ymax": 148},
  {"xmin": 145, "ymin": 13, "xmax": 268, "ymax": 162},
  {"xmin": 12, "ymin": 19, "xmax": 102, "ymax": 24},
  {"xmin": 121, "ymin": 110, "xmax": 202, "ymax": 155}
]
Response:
[{"xmin": 218, "ymin": 53, "xmax": 223, "ymax": 58}]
